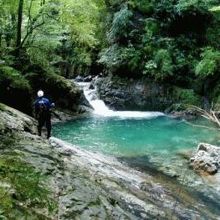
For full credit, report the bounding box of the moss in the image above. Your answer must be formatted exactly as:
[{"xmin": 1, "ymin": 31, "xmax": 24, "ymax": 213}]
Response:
[
  {"xmin": 0, "ymin": 154, "xmax": 57, "ymax": 219},
  {"xmin": 0, "ymin": 66, "xmax": 33, "ymax": 114},
  {"xmin": 0, "ymin": 134, "xmax": 15, "ymax": 150},
  {"xmin": 173, "ymin": 87, "xmax": 201, "ymax": 106},
  {"xmin": 0, "ymin": 103, "xmax": 6, "ymax": 111},
  {"xmin": 26, "ymin": 71, "xmax": 80, "ymax": 110},
  {"xmin": 0, "ymin": 66, "xmax": 30, "ymax": 89}
]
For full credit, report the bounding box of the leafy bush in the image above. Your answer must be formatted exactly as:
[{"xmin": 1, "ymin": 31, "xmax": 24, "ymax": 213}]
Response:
[
  {"xmin": 98, "ymin": 44, "xmax": 123, "ymax": 70},
  {"xmin": 144, "ymin": 18, "xmax": 159, "ymax": 38},
  {"xmin": 100, "ymin": 0, "xmax": 219, "ymax": 89},
  {"xmin": 195, "ymin": 47, "xmax": 220, "ymax": 77},
  {"xmin": 107, "ymin": 6, "xmax": 133, "ymax": 43},
  {"xmin": 144, "ymin": 49, "xmax": 174, "ymax": 80},
  {"xmin": 129, "ymin": 0, "xmax": 153, "ymax": 14},
  {"xmin": 27, "ymin": 38, "xmax": 62, "ymax": 70},
  {"xmin": 173, "ymin": 87, "xmax": 201, "ymax": 105},
  {"xmin": 99, "ymin": 44, "xmax": 142, "ymax": 75}
]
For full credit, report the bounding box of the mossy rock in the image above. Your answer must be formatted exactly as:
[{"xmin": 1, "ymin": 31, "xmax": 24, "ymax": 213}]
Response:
[
  {"xmin": 0, "ymin": 66, "xmax": 33, "ymax": 114},
  {"xmin": 0, "ymin": 155, "xmax": 57, "ymax": 219},
  {"xmin": 0, "ymin": 103, "xmax": 6, "ymax": 111},
  {"xmin": 25, "ymin": 71, "xmax": 81, "ymax": 111},
  {"xmin": 173, "ymin": 87, "xmax": 201, "ymax": 106}
]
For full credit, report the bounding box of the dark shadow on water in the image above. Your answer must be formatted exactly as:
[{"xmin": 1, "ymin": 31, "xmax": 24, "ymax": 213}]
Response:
[{"xmin": 118, "ymin": 155, "xmax": 220, "ymax": 217}]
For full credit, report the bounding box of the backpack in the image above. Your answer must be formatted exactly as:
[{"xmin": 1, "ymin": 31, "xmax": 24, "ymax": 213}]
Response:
[{"xmin": 38, "ymin": 99, "xmax": 48, "ymax": 113}]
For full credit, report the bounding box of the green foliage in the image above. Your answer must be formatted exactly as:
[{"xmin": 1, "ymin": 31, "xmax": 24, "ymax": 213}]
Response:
[
  {"xmin": 99, "ymin": 44, "xmax": 141, "ymax": 74},
  {"xmin": 0, "ymin": 0, "xmax": 17, "ymax": 46},
  {"xmin": 0, "ymin": 0, "xmax": 220, "ymax": 109},
  {"xmin": 195, "ymin": 47, "xmax": 220, "ymax": 77},
  {"xmin": 27, "ymin": 38, "xmax": 62, "ymax": 70},
  {"xmin": 154, "ymin": 49, "xmax": 173, "ymax": 79},
  {"xmin": 176, "ymin": 0, "xmax": 219, "ymax": 12},
  {"xmin": 143, "ymin": 49, "xmax": 174, "ymax": 80},
  {"xmin": 144, "ymin": 18, "xmax": 159, "ymax": 38},
  {"xmin": 107, "ymin": 6, "xmax": 133, "ymax": 43},
  {"xmin": 210, "ymin": 6, "xmax": 220, "ymax": 12},
  {"xmin": 0, "ymin": 66, "xmax": 30, "ymax": 90},
  {"xmin": 99, "ymin": 0, "xmax": 220, "ymax": 89},
  {"xmin": 128, "ymin": 0, "xmax": 153, "ymax": 14},
  {"xmin": 61, "ymin": 0, "xmax": 105, "ymax": 47},
  {"xmin": 0, "ymin": 0, "xmax": 107, "ymax": 77},
  {"xmin": 98, "ymin": 44, "xmax": 123, "ymax": 70},
  {"xmin": 173, "ymin": 87, "xmax": 201, "ymax": 105},
  {"xmin": 0, "ymin": 187, "xmax": 12, "ymax": 219}
]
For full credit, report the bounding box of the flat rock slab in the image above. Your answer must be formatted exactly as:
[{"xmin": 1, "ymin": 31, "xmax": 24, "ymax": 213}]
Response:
[{"xmin": 1, "ymin": 103, "xmax": 220, "ymax": 219}]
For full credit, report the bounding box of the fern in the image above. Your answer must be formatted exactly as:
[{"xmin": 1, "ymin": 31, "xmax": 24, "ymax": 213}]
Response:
[{"xmin": 107, "ymin": 6, "xmax": 133, "ymax": 43}]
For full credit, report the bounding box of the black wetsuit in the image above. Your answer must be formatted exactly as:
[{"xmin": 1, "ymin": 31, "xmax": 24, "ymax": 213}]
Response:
[{"xmin": 34, "ymin": 97, "xmax": 53, "ymax": 139}]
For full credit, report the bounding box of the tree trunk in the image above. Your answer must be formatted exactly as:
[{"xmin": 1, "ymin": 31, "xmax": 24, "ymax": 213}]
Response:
[
  {"xmin": 16, "ymin": 0, "xmax": 24, "ymax": 48},
  {"xmin": 41, "ymin": 0, "xmax": 46, "ymax": 6},
  {"xmin": 0, "ymin": 34, "xmax": 2, "ymax": 48}
]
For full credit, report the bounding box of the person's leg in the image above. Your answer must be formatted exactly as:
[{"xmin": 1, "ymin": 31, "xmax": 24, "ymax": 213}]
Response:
[
  {"xmin": 46, "ymin": 112, "xmax": 51, "ymax": 139},
  {"xmin": 37, "ymin": 115, "xmax": 44, "ymax": 136}
]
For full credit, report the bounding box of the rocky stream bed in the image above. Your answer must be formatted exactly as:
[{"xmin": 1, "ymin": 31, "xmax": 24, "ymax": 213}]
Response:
[{"xmin": 0, "ymin": 103, "xmax": 220, "ymax": 219}]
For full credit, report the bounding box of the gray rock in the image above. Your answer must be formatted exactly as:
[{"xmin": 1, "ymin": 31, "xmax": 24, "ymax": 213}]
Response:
[
  {"xmin": 93, "ymin": 76, "xmax": 201, "ymax": 112},
  {"xmin": 92, "ymin": 76, "xmax": 172, "ymax": 111},
  {"xmin": 1, "ymin": 104, "xmax": 220, "ymax": 219},
  {"xmin": 190, "ymin": 143, "xmax": 220, "ymax": 175}
]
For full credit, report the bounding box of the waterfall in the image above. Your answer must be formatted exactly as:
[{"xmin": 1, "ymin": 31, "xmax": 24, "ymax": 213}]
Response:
[{"xmin": 76, "ymin": 82, "xmax": 164, "ymax": 119}]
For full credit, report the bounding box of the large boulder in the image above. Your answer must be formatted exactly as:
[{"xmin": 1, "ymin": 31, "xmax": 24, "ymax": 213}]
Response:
[
  {"xmin": 190, "ymin": 143, "xmax": 220, "ymax": 175},
  {"xmin": 0, "ymin": 65, "xmax": 90, "ymax": 116},
  {"xmin": 0, "ymin": 66, "xmax": 33, "ymax": 114},
  {"xmin": 0, "ymin": 103, "xmax": 37, "ymax": 134},
  {"xmin": 25, "ymin": 71, "xmax": 90, "ymax": 114},
  {"xmin": 94, "ymin": 76, "xmax": 201, "ymax": 111}
]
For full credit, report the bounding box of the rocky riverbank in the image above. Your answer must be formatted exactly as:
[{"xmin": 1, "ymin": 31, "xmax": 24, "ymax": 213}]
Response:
[{"xmin": 1, "ymin": 103, "xmax": 220, "ymax": 219}]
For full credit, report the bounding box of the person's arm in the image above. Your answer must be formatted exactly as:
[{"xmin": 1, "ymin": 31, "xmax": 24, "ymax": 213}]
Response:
[
  {"xmin": 50, "ymin": 102, "xmax": 55, "ymax": 108},
  {"xmin": 45, "ymin": 98, "xmax": 55, "ymax": 110}
]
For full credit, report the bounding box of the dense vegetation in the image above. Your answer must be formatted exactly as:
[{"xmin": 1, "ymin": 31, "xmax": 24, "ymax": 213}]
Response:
[
  {"xmin": 0, "ymin": 1, "xmax": 220, "ymax": 217},
  {"xmin": 99, "ymin": 1, "xmax": 220, "ymax": 104},
  {"xmin": 0, "ymin": 0, "xmax": 106, "ymax": 113},
  {"xmin": 0, "ymin": 0, "xmax": 219, "ymax": 112}
]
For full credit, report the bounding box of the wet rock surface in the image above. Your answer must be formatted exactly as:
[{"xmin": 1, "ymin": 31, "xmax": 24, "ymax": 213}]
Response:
[
  {"xmin": 1, "ymin": 103, "xmax": 220, "ymax": 219},
  {"xmin": 94, "ymin": 76, "xmax": 173, "ymax": 111},
  {"xmin": 190, "ymin": 143, "xmax": 220, "ymax": 175},
  {"xmin": 93, "ymin": 76, "xmax": 201, "ymax": 111}
]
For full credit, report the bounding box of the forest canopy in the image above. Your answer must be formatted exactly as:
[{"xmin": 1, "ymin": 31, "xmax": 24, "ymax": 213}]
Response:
[{"xmin": 0, "ymin": 0, "xmax": 219, "ymax": 111}]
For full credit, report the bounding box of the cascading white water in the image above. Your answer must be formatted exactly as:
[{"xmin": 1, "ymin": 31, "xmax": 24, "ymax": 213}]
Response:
[{"xmin": 77, "ymin": 82, "xmax": 164, "ymax": 118}]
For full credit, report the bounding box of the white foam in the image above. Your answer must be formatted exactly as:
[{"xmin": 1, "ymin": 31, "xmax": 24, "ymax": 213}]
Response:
[{"xmin": 76, "ymin": 81, "xmax": 164, "ymax": 119}]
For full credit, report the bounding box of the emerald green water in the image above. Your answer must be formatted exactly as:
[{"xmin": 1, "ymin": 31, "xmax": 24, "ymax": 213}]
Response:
[
  {"xmin": 53, "ymin": 116, "xmax": 220, "ymax": 157},
  {"xmin": 53, "ymin": 115, "xmax": 220, "ymax": 216}
]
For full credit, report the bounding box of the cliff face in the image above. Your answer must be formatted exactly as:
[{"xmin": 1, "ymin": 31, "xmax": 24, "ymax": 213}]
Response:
[
  {"xmin": 94, "ymin": 76, "xmax": 201, "ymax": 111},
  {"xmin": 1, "ymin": 103, "xmax": 220, "ymax": 219}
]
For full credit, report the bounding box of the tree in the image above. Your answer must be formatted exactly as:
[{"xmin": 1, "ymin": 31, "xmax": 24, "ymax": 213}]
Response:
[{"xmin": 16, "ymin": 0, "xmax": 24, "ymax": 48}]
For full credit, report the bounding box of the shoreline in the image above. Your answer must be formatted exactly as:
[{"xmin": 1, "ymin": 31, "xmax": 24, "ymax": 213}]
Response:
[{"xmin": 1, "ymin": 103, "xmax": 220, "ymax": 219}]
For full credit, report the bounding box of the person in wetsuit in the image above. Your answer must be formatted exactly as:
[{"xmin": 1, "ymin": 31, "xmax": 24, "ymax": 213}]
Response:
[{"xmin": 34, "ymin": 90, "xmax": 54, "ymax": 139}]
